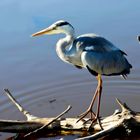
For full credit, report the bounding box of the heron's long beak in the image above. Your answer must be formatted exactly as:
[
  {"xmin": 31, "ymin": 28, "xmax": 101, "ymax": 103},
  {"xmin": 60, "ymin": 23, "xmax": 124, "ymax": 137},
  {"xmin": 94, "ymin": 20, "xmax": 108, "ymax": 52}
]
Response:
[{"xmin": 32, "ymin": 26, "xmax": 54, "ymax": 37}]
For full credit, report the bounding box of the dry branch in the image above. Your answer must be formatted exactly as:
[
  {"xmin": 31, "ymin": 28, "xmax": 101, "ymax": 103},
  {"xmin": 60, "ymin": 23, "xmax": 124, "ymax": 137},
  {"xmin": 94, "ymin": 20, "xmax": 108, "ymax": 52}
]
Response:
[
  {"xmin": 4, "ymin": 89, "xmax": 38, "ymax": 120},
  {"xmin": 0, "ymin": 89, "xmax": 140, "ymax": 140},
  {"xmin": 24, "ymin": 105, "xmax": 72, "ymax": 137}
]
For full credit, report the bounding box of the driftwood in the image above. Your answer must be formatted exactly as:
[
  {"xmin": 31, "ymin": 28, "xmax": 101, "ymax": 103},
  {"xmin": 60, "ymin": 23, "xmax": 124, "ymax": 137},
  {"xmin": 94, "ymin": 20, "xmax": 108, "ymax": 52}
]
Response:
[{"xmin": 0, "ymin": 89, "xmax": 140, "ymax": 139}]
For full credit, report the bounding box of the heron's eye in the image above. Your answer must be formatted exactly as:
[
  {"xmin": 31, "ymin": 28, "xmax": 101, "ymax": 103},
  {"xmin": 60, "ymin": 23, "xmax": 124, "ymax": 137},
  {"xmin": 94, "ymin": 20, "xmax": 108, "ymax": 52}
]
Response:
[{"xmin": 52, "ymin": 26, "xmax": 57, "ymax": 30}]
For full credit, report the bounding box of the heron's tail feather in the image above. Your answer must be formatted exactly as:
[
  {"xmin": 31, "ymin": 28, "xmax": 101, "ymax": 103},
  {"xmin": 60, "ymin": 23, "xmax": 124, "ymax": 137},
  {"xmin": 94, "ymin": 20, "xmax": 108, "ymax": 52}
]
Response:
[
  {"xmin": 121, "ymin": 74, "xmax": 127, "ymax": 79},
  {"xmin": 121, "ymin": 62, "xmax": 132, "ymax": 79}
]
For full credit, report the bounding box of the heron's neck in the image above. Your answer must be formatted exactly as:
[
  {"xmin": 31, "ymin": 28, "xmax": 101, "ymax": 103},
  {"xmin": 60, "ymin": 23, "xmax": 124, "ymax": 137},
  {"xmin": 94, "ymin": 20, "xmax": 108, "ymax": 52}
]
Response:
[{"xmin": 56, "ymin": 33, "xmax": 75, "ymax": 62}]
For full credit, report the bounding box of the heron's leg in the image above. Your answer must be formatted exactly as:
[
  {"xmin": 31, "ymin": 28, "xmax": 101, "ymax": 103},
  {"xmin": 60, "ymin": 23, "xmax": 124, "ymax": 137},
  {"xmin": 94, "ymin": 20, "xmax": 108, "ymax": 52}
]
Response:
[
  {"xmin": 96, "ymin": 75, "xmax": 102, "ymax": 118},
  {"xmin": 77, "ymin": 75, "xmax": 100, "ymax": 123},
  {"xmin": 89, "ymin": 74, "xmax": 103, "ymax": 130}
]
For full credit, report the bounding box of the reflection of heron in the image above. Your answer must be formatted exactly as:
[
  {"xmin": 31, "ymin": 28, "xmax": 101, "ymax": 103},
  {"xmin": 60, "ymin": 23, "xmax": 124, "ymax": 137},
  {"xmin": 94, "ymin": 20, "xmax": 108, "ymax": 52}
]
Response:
[{"xmin": 32, "ymin": 20, "xmax": 132, "ymax": 128}]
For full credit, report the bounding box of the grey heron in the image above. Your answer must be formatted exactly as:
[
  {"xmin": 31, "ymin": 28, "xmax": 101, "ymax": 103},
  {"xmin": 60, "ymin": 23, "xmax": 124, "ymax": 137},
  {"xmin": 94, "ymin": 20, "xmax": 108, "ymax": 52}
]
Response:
[{"xmin": 32, "ymin": 20, "xmax": 132, "ymax": 128}]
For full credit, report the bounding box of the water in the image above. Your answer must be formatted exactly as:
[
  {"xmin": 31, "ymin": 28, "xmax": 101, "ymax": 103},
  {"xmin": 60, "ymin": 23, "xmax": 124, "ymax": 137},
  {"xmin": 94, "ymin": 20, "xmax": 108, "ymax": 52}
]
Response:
[{"xmin": 0, "ymin": 0, "xmax": 140, "ymax": 139}]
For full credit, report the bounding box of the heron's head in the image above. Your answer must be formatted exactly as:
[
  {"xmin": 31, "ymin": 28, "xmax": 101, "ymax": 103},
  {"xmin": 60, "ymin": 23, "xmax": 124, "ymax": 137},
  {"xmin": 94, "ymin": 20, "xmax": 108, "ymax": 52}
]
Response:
[{"xmin": 32, "ymin": 20, "xmax": 75, "ymax": 37}]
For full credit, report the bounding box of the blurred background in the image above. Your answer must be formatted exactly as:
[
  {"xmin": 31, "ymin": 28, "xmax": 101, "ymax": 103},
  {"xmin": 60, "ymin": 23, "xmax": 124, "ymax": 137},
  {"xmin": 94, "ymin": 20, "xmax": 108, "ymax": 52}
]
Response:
[{"xmin": 0, "ymin": 0, "xmax": 140, "ymax": 139}]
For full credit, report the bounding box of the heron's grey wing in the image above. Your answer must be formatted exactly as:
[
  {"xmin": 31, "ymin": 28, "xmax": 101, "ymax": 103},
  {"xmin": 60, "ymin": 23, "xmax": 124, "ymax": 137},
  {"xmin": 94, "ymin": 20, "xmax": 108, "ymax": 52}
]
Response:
[
  {"xmin": 81, "ymin": 50, "xmax": 132, "ymax": 76},
  {"xmin": 67, "ymin": 34, "xmax": 128, "ymax": 70},
  {"xmin": 75, "ymin": 34, "xmax": 121, "ymax": 52}
]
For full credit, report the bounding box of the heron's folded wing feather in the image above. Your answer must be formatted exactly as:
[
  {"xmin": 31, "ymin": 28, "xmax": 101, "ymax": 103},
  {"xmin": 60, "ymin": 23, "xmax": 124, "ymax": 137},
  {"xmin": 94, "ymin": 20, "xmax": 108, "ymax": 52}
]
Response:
[{"xmin": 81, "ymin": 50, "xmax": 131, "ymax": 76}]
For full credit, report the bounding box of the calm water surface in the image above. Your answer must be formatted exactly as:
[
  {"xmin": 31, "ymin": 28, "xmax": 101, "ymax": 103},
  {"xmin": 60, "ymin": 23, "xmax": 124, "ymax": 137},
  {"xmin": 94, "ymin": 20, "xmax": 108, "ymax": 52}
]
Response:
[{"xmin": 0, "ymin": 0, "xmax": 140, "ymax": 139}]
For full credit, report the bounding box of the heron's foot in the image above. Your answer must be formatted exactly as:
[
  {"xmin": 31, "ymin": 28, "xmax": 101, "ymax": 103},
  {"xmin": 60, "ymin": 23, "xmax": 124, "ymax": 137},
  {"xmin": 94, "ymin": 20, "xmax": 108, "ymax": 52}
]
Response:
[
  {"xmin": 76, "ymin": 109, "xmax": 103, "ymax": 130},
  {"xmin": 76, "ymin": 108, "xmax": 96, "ymax": 123},
  {"xmin": 88, "ymin": 116, "xmax": 103, "ymax": 131}
]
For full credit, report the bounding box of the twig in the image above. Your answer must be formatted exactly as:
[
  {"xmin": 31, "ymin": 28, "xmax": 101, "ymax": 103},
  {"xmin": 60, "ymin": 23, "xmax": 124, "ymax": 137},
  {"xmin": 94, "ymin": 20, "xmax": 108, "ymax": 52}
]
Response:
[
  {"xmin": 116, "ymin": 98, "xmax": 136, "ymax": 115},
  {"xmin": 4, "ymin": 89, "xmax": 37, "ymax": 120},
  {"xmin": 24, "ymin": 105, "xmax": 72, "ymax": 137}
]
